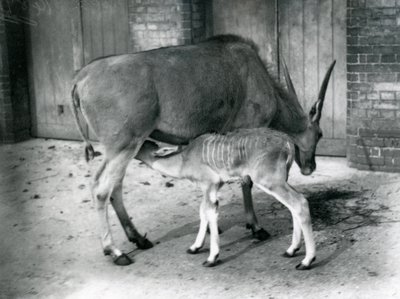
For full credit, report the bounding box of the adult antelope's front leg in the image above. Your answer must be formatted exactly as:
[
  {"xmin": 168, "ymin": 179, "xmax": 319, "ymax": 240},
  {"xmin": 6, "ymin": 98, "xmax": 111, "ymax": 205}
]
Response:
[{"xmin": 241, "ymin": 175, "xmax": 270, "ymax": 241}]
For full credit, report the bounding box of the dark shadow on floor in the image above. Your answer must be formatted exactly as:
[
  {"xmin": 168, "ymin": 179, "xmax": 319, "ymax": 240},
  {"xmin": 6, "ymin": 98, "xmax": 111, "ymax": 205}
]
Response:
[{"xmin": 133, "ymin": 180, "xmax": 385, "ymax": 267}]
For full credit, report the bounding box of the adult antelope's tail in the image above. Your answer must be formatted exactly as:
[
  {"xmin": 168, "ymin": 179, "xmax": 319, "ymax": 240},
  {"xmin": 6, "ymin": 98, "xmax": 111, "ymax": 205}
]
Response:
[{"xmin": 71, "ymin": 84, "xmax": 95, "ymax": 162}]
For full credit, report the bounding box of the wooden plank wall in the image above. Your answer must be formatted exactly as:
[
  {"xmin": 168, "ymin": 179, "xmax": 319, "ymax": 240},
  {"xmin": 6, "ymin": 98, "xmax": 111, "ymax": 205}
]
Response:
[
  {"xmin": 27, "ymin": 0, "xmax": 347, "ymax": 156},
  {"xmin": 279, "ymin": 0, "xmax": 347, "ymax": 155},
  {"xmin": 27, "ymin": 0, "xmax": 82, "ymax": 139},
  {"xmin": 81, "ymin": 0, "xmax": 130, "ymax": 64},
  {"xmin": 211, "ymin": 0, "xmax": 278, "ymax": 68},
  {"xmin": 27, "ymin": 0, "xmax": 130, "ymax": 139}
]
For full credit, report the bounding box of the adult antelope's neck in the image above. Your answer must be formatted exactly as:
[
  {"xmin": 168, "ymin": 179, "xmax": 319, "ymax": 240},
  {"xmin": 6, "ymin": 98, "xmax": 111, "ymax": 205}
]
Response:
[{"xmin": 270, "ymin": 91, "xmax": 309, "ymax": 138}]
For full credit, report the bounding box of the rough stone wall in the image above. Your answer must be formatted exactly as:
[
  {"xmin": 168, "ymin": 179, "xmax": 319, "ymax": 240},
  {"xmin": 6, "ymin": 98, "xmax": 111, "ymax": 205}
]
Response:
[
  {"xmin": 128, "ymin": 0, "xmax": 207, "ymax": 52},
  {"xmin": 347, "ymin": 0, "xmax": 400, "ymax": 172}
]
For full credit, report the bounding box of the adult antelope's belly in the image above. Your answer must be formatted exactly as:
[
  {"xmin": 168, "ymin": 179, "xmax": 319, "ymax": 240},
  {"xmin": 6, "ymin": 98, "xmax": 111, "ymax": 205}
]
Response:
[
  {"xmin": 149, "ymin": 129, "xmax": 192, "ymax": 145},
  {"xmin": 154, "ymin": 110, "xmax": 234, "ymax": 144}
]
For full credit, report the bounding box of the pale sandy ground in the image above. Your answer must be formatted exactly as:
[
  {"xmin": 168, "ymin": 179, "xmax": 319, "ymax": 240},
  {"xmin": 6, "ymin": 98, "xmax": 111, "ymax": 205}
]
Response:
[{"xmin": 0, "ymin": 138, "xmax": 399, "ymax": 299}]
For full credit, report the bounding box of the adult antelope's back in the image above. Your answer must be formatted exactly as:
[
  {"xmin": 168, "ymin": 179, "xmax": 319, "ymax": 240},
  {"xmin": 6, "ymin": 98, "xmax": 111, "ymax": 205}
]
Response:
[{"xmin": 71, "ymin": 35, "xmax": 335, "ymax": 265}]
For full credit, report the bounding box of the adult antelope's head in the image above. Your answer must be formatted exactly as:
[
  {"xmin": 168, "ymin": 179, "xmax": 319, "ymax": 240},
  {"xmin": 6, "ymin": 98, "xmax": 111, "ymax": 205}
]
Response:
[{"xmin": 282, "ymin": 59, "xmax": 336, "ymax": 176}]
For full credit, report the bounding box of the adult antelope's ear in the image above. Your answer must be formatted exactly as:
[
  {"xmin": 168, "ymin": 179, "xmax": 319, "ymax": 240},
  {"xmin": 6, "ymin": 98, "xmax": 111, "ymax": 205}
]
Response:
[
  {"xmin": 310, "ymin": 60, "xmax": 336, "ymax": 123},
  {"xmin": 281, "ymin": 57, "xmax": 298, "ymax": 99}
]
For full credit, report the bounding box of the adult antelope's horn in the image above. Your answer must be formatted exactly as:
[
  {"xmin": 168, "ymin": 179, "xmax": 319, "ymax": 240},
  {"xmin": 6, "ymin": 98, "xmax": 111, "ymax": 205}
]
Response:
[
  {"xmin": 317, "ymin": 60, "xmax": 336, "ymax": 102},
  {"xmin": 281, "ymin": 57, "xmax": 297, "ymax": 99},
  {"xmin": 311, "ymin": 60, "xmax": 336, "ymax": 123}
]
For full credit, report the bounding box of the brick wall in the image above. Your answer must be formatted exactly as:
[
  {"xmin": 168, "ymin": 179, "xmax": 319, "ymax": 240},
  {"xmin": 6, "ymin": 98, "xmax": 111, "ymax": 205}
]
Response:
[
  {"xmin": 128, "ymin": 0, "xmax": 207, "ymax": 52},
  {"xmin": 0, "ymin": 1, "xmax": 30, "ymax": 143},
  {"xmin": 347, "ymin": 0, "xmax": 400, "ymax": 172}
]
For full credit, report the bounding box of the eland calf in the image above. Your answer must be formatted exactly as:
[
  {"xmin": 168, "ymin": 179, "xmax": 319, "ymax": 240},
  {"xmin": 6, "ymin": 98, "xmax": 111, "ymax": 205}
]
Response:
[{"xmin": 136, "ymin": 127, "xmax": 316, "ymax": 270}]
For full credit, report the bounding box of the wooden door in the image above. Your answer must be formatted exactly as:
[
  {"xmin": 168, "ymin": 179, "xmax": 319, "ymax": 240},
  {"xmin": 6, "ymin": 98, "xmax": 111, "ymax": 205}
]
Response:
[
  {"xmin": 27, "ymin": 0, "xmax": 130, "ymax": 139},
  {"xmin": 211, "ymin": 0, "xmax": 278, "ymax": 68},
  {"xmin": 27, "ymin": 0, "xmax": 82, "ymax": 139},
  {"xmin": 279, "ymin": 0, "xmax": 347, "ymax": 156},
  {"xmin": 80, "ymin": 0, "xmax": 130, "ymax": 64}
]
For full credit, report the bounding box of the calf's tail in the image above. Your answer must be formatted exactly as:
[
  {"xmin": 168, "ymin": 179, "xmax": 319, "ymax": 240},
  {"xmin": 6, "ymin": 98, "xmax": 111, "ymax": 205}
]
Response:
[{"xmin": 71, "ymin": 84, "xmax": 95, "ymax": 162}]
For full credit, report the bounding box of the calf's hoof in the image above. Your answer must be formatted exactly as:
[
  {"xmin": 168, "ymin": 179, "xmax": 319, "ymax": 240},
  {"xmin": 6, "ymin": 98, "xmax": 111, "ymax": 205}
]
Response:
[
  {"xmin": 282, "ymin": 248, "xmax": 300, "ymax": 258},
  {"xmin": 135, "ymin": 237, "xmax": 154, "ymax": 250},
  {"xmin": 207, "ymin": 227, "xmax": 223, "ymax": 235},
  {"xmin": 186, "ymin": 247, "xmax": 201, "ymax": 255},
  {"xmin": 253, "ymin": 228, "xmax": 270, "ymax": 241},
  {"xmin": 113, "ymin": 253, "xmax": 133, "ymax": 266},
  {"xmin": 202, "ymin": 259, "xmax": 221, "ymax": 268},
  {"xmin": 295, "ymin": 257, "xmax": 316, "ymax": 270}
]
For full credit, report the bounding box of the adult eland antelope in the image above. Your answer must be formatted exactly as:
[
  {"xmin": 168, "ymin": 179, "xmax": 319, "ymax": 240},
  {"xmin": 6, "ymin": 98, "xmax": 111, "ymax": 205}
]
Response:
[{"xmin": 71, "ymin": 35, "xmax": 335, "ymax": 266}]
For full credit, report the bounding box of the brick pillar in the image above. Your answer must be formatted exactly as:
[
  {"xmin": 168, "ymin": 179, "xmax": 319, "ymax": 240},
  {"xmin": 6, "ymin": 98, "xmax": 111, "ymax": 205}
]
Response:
[
  {"xmin": 191, "ymin": 0, "xmax": 207, "ymax": 43},
  {"xmin": 347, "ymin": 0, "xmax": 400, "ymax": 172},
  {"xmin": 128, "ymin": 0, "xmax": 208, "ymax": 52},
  {"xmin": 0, "ymin": 17, "xmax": 12, "ymax": 143},
  {"xmin": 0, "ymin": 1, "xmax": 30, "ymax": 143}
]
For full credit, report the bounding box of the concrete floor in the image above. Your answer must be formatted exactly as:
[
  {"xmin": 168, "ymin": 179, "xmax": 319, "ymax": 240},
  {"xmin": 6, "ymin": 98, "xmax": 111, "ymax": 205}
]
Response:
[{"xmin": 0, "ymin": 138, "xmax": 400, "ymax": 299}]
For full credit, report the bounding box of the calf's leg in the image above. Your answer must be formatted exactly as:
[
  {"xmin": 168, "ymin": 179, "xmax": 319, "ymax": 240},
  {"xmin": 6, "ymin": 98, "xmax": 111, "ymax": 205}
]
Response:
[
  {"xmin": 283, "ymin": 216, "xmax": 302, "ymax": 257},
  {"xmin": 255, "ymin": 181, "xmax": 316, "ymax": 270},
  {"xmin": 203, "ymin": 184, "xmax": 221, "ymax": 267},
  {"xmin": 187, "ymin": 200, "xmax": 208, "ymax": 254}
]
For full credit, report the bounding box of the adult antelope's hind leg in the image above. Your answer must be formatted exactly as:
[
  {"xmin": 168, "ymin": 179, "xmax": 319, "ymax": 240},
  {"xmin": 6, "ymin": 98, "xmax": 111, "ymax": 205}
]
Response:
[
  {"xmin": 255, "ymin": 182, "xmax": 316, "ymax": 270},
  {"xmin": 93, "ymin": 145, "xmax": 147, "ymax": 266},
  {"xmin": 241, "ymin": 175, "xmax": 270, "ymax": 241},
  {"xmin": 111, "ymin": 184, "xmax": 153, "ymax": 249}
]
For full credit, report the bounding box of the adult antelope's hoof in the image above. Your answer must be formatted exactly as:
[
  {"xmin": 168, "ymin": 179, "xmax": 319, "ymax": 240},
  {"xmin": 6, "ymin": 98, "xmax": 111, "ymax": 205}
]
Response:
[
  {"xmin": 186, "ymin": 247, "xmax": 200, "ymax": 255},
  {"xmin": 113, "ymin": 253, "xmax": 133, "ymax": 266},
  {"xmin": 282, "ymin": 248, "xmax": 300, "ymax": 258},
  {"xmin": 202, "ymin": 259, "xmax": 221, "ymax": 267},
  {"xmin": 253, "ymin": 228, "xmax": 271, "ymax": 241},
  {"xmin": 295, "ymin": 257, "xmax": 316, "ymax": 270},
  {"xmin": 135, "ymin": 238, "xmax": 154, "ymax": 250}
]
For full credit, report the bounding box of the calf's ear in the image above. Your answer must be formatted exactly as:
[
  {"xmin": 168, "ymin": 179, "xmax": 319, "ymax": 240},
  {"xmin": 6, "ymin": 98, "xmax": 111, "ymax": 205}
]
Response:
[{"xmin": 153, "ymin": 145, "xmax": 183, "ymax": 157}]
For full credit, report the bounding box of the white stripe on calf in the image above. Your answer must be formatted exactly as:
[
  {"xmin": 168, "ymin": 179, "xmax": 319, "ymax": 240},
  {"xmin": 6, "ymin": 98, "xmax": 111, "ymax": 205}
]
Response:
[
  {"xmin": 222, "ymin": 136, "xmax": 228, "ymax": 170},
  {"xmin": 211, "ymin": 136, "xmax": 218, "ymax": 169},
  {"xmin": 217, "ymin": 135, "xmax": 223, "ymax": 169}
]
